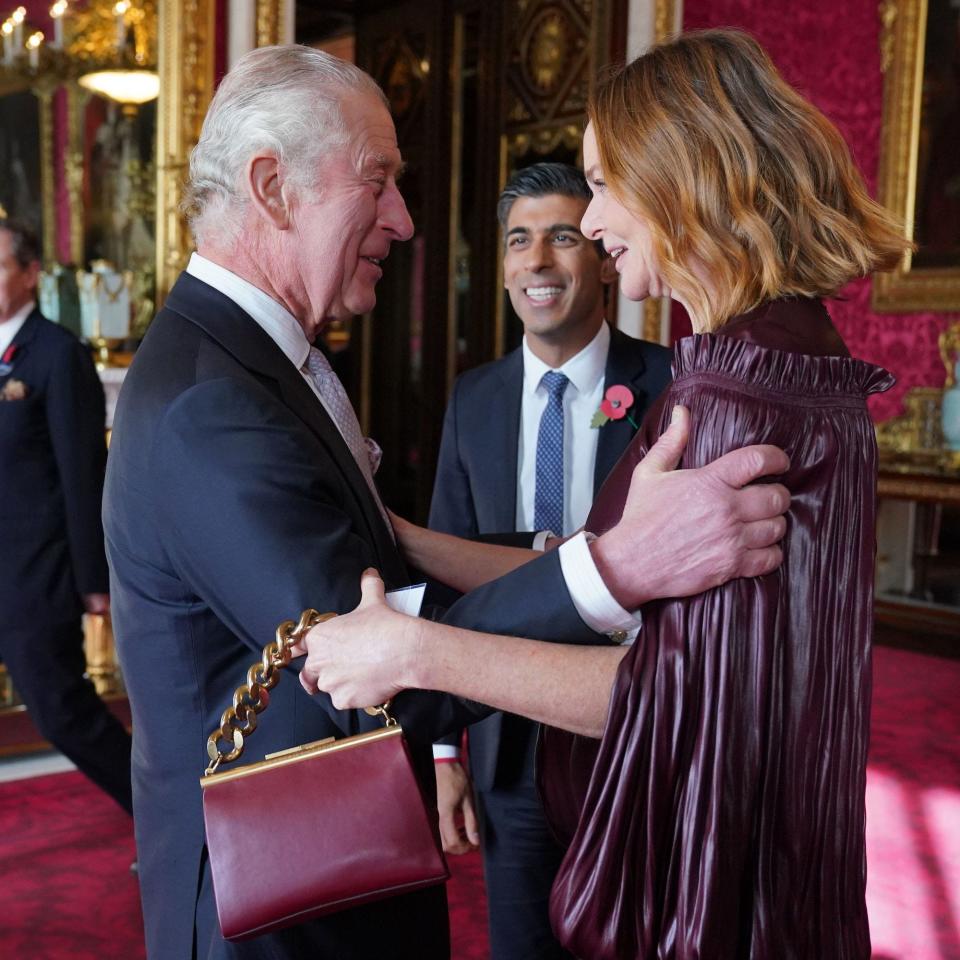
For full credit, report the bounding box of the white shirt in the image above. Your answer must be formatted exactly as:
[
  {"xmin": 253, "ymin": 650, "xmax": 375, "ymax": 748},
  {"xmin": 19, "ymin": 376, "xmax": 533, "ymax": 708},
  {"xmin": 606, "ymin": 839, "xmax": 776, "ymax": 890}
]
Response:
[
  {"xmin": 433, "ymin": 326, "xmax": 641, "ymax": 761},
  {"xmin": 183, "ymin": 256, "xmax": 638, "ymax": 655},
  {"xmin": 186, "ymin": 253, "xmax": 334, "ymax": 420},
  {"xmin": 517, "ymin": 322, "xmax": 609, "ymax": 536},
  {"xmin": 0, "ymin": 300, "xmax": 35, "ymax": 358}
]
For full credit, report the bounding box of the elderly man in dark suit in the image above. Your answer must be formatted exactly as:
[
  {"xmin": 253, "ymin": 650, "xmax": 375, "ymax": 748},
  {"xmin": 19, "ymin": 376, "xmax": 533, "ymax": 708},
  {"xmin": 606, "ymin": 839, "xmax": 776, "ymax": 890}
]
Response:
[
  {"xmin": 428, "ymin": 163, "xmax": 671, "ymax": 960},
  {"xmin": 0, "ymin": 218, "xmax": 131, "ymax": 814},
  {"xmin": 103, "ymin": 45, "xmax": 790, "ymax": 960}
]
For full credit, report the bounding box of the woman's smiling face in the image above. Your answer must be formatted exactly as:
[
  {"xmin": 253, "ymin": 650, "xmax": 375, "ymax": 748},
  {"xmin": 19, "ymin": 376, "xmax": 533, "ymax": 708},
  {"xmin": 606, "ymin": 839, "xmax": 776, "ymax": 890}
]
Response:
[{"xmin": 579, "ymin": 122, "xmax": 671, "ymax": 306}]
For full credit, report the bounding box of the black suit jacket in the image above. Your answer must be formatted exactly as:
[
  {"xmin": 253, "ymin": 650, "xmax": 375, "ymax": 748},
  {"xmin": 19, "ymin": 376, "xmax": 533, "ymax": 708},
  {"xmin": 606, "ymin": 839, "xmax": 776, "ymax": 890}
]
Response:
[
  {"xmin": 104, "ymin": 273, "xmax": 606, "ymax": 960},
  {"xmin": 0, "ymin": 309, "xmax": 108, "ymax": 629},
  {"xmin": 428, "ymin": 326, "xmax": 672, "ymax": 789}
]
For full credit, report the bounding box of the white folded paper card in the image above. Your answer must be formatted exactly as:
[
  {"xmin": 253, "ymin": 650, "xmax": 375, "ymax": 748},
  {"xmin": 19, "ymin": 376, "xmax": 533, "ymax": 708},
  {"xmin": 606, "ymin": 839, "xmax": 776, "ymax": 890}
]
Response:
[{"xmin": 384, "ymin": 583, "xmax": 426, "ymax": 618}]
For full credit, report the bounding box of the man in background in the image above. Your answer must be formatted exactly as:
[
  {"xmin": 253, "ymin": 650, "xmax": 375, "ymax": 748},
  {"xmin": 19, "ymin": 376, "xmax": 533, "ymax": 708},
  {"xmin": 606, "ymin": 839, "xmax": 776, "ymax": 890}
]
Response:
[
  {"xmin": 429, "ymin": 163, "xmax": 672, "ymax": 960},
  {"xmin": 0, "ymin": 218, "xmax": 132, "ymax": 815}
]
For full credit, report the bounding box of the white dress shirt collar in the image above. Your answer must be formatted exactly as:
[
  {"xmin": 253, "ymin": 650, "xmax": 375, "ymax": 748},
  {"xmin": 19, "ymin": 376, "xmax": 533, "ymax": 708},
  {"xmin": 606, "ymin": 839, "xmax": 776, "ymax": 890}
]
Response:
[
  {"xmin": 186, "ymin": 253, "xmax": 311, "ymax": 370},
  {"xmin": 0, "ymin": 300, "xmax": 36, "ymax": 357},
  {"xmin": 521, "ymin": 320, "xmax": 610, "ymax": 396}
]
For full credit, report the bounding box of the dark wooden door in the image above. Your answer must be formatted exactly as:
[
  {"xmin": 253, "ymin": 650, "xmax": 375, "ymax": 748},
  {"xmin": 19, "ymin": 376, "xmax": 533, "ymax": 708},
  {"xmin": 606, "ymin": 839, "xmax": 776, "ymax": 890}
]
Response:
[{"xmin": 349, "ymin": 0, "xmax": 625, "ymax": 522}]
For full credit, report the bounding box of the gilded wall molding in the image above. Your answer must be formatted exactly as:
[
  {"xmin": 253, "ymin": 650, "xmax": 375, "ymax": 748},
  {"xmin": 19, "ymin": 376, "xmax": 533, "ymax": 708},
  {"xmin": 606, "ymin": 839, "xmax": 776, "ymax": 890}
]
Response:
[
  {"xmin": 873, "ymin": 0, "xmax": 960, "ymax": 312},
  {"xmin": 878, "ymin": 0, "xmax": 898, "ymax": 73},
  {"xmin": 643, "ymin": 0, "xmax": 679, "ymax": 344},
  {"xmin": 654, "ymin": 0, "xmax": 677, "ymax": 44},
  {"xmin": 256, "ymin": 0, "xmax": 284, "ymax": 47},
  {"xmin": 36, "ymin": 85, "xmax": 56, "ymax": 267},
  {"xmin": 155, "ymin": 0, "xmax": 217, "ymax": 304},
  {"xmin": 65, "ymin": 85, "xmax": 89, "ymax": 266}
]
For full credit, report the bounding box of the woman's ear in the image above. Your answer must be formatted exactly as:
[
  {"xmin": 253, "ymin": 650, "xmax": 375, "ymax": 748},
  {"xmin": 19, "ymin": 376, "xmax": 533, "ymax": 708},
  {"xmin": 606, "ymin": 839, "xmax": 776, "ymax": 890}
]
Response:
[{"xmin": 245, "ymin": 152, "xmax": 290, "ymax": 230}]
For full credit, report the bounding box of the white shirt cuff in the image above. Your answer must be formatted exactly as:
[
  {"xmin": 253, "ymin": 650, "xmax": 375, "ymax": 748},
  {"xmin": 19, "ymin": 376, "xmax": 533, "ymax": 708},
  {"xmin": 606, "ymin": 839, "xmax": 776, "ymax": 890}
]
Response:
[
  {"xmin": 531, "ymin": 530, "xmax": 553, "ymax": 551},
  {"xmin": 432, "ymin": 744, "xmax": 459, "ymax": 760},
  {"xmin": 558, "ymin": 531, "xmax": 642, "ymax": 640}
]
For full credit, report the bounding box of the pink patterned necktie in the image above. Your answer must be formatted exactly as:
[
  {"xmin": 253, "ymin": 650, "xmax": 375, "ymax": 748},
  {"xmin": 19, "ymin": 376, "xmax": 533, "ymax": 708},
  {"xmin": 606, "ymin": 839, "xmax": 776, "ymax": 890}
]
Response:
[{"xmin": 305, "ymin": 347, "xmax": 394, "ymax": 539}]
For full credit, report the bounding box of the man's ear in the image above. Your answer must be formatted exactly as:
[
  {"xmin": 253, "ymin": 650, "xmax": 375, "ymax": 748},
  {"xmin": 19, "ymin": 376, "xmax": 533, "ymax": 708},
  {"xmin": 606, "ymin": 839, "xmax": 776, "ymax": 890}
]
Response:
[
  {"xmin": 599, "ymin": 254, "xmax": 618, "ymax": 285},
  {"xmin": 245, "ymin": 152, "xmax": 290, "ymax": 230}
]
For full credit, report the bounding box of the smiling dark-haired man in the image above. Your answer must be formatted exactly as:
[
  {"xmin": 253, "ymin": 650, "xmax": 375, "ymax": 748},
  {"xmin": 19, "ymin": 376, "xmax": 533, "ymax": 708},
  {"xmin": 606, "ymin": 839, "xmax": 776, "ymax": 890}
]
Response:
[{"xmin": 428, "ymin": 163, "xmax": 672, "ymax": 960}]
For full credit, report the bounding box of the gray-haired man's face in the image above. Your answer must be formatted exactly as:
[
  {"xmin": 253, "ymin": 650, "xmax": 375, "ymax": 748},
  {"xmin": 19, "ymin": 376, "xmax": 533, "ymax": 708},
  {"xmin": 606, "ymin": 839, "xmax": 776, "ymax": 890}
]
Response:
[{"xmin": 277, "ymin": 91, "xmax": 414, "ymax": 337}]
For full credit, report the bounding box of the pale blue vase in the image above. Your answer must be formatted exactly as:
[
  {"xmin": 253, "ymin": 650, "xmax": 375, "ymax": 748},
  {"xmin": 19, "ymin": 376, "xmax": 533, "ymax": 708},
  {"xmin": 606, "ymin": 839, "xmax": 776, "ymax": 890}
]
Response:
[{"xmin": 943, "ymin": 362, "xmax": 960, "ymax": 450}]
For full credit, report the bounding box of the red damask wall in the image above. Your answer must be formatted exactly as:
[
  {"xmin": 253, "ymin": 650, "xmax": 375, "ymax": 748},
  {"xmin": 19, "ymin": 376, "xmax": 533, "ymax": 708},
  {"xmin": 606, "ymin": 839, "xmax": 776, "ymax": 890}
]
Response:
[{"xmin": 683, "ymin": 0, "xmax": 960, "ymax": 421}]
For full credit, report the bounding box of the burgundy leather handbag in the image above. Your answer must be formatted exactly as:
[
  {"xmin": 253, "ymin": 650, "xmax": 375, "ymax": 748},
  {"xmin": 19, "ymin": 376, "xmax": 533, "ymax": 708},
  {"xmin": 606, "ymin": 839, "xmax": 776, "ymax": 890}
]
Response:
[{"xmin": 200, "ymin": 609, "xmax": 449, "ymax": 942}]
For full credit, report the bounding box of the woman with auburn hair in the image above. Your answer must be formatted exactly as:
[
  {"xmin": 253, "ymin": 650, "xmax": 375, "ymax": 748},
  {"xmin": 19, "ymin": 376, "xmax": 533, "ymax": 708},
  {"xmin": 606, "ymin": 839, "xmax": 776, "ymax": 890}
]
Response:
[{"xmin": 296, "ymin": 28, "xmax": 908, "ymax": 959}]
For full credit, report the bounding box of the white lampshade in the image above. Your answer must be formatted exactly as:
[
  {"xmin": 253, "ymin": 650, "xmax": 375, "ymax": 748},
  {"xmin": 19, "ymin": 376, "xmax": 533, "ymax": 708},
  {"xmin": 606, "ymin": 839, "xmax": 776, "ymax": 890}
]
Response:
[{"xmin": 79, "ymin": 69, "xmax": 159, "ymax": 105}]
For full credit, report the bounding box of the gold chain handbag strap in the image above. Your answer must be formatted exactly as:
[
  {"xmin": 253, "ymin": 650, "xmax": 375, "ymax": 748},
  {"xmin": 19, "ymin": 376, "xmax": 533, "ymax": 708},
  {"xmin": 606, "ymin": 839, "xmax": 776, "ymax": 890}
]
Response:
[{"xmin": 204, "ymin": 608, "xmax": 395, "ymax": 776}]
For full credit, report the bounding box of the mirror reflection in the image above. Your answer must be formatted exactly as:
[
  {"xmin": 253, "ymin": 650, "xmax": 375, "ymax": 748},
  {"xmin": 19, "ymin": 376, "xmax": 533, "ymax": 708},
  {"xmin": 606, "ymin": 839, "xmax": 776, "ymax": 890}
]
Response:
[
  {"xmin": 0, "ymin": 0, "xmax": 157, "ymax": 349},
  {"xmin": 0, "ymin": 86, "xmax": 40, "ymax": 226}
]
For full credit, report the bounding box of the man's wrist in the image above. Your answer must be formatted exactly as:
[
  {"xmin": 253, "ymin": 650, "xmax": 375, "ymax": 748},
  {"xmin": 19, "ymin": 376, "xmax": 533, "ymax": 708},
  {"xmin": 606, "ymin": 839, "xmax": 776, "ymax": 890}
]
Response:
[
  {"xmin": 589, "ymin": 531, "xmax": 643, "ymax": 610},
  {"xmin": 402, "ymin": 614, "xmax": 431, "ymax": 690},
  {"xmin": 558, "ymin": 532, "xmax": 642, "ymax": 636}
]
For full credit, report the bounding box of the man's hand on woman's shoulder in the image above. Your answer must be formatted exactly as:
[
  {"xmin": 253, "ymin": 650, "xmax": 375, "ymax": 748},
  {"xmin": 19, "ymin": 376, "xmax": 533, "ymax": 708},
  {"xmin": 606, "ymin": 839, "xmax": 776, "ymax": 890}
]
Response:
[{"xmin": 592, "ymin": 406, "xmax": 790, "ymax": 610}]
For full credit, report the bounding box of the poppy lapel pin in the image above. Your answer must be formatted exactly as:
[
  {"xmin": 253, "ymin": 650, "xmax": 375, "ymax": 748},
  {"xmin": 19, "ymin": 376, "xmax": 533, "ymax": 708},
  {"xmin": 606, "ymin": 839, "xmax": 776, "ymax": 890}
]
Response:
[
  {"xmin": 0, "ymin": 343, "xmax": 17, "ymax": 377},
  {"xmin": 590, "ymin": 384, "xmax": 639, "ymax": 429}
]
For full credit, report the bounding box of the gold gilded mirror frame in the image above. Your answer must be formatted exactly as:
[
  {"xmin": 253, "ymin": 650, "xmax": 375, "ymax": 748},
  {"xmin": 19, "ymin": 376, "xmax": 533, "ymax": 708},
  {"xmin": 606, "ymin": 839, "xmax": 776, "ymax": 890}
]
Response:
[
  {"xmin": 153, "ymin": 0, "xmax": 280, "ymax": 303},
  {"xmin": 874, "ymin": 0, "xmax": 960, "ymax": 312},
  {"xmin": 4, "ymin": 1, "xmax": 216, "ymax": 305},
  {"xmin": 642, "ymin": 0, "xmax": 681, "ymax": 344},
  {"xmin": 155, "ymin": 0, "xmax": 217, "ymax": 305}
]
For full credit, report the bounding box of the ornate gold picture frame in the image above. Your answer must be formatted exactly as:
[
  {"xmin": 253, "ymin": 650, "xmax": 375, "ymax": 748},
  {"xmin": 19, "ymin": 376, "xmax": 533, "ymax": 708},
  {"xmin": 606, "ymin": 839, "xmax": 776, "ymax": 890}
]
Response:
[
  {"xmin": 874, "ymin": 0, "xmax": 960, "ymax": 312},
  {"xmin": 155, "ymin": 0, "xmax": 217, "ymax": 304}
]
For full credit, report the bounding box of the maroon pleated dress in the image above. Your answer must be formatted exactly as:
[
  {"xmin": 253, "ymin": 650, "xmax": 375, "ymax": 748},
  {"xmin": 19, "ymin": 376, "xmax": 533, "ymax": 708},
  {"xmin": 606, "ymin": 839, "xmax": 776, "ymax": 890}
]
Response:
[{"xmin": 537, "ymin": 297, "xmax": 893, "ymax": 960}]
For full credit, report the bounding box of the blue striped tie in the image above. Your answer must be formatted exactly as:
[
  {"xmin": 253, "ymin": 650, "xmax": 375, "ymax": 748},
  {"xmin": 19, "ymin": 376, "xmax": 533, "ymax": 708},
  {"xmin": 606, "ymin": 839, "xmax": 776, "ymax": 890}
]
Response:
[{"xmin": 533, "ymin": 370, "xmax": 569, "ymax": 535}]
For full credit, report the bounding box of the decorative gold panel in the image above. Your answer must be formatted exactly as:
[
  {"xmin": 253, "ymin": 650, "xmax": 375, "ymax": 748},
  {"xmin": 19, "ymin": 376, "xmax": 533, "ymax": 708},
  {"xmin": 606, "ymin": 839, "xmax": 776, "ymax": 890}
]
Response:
[
  {"xmin": 36, "ymin": 86, "xmax": 56, "ymax": 266},
  {"xmin": 155, "ymin": 0, "xmax": 217, "ymax": 305},
  {"xmin": 873, "ymin": 0, "xmax": 960, "ymax": 312},
  {"xmin": 503, "ymin": 0, "xmax": 596, "ymax": 153},
  {"xmin": 643, "ymin": 0, "xmax": 679, "ymax": 344},
  {"xmin": 257, "ymin": 0, "xmax": 284, "ymax": 47}
]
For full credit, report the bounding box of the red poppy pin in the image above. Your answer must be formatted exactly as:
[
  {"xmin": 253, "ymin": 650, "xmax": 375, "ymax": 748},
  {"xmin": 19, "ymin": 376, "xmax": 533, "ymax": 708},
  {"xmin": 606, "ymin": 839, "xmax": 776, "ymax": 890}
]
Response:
[{"xmin": 591, "ymin": 384, "xmax": 639, "ymax": 429}]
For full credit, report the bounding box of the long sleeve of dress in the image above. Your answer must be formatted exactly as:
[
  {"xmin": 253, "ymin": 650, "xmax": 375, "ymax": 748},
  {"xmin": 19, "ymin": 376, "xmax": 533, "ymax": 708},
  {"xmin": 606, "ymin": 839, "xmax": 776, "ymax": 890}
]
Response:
[{"xmin": 537, "ymin": 298, "xmax": 893, "ymax": 960}]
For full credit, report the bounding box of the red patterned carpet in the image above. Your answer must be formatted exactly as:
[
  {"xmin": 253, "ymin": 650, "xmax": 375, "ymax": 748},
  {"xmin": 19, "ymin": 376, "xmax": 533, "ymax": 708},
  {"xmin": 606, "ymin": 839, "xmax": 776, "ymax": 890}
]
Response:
[
  {"xmin": 866, "ymin": 646, "xmax": 960, "ymax": 960},
  {"xmin": 0, "ymin": 644, "xmax": 957, "ymax": 959}
]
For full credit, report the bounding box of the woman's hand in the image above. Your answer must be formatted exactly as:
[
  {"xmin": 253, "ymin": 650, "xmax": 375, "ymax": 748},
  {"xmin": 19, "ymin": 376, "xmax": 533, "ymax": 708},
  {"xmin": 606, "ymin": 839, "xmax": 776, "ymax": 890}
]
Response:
[
  {"xmin": 291, "ymin": 569, "xmax": 421, "ymax": 709},
  {"xmin": 592, "ymin": 407, "xmax": 790, "ymax": 609}
]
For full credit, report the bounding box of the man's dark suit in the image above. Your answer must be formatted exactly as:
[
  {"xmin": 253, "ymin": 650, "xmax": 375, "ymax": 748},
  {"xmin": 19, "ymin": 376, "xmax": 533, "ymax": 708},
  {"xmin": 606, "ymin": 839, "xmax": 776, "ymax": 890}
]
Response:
[
  {"xmin": 0, "ymin": 309, "xmax": 132, "ymax": 811},
  {"xmin": 428, "ymin": 325, "xmax": 671, "ymax": 959},
  {"xmin": 103, "ymin": 273, "xmax": 609, "ymax": 960}
]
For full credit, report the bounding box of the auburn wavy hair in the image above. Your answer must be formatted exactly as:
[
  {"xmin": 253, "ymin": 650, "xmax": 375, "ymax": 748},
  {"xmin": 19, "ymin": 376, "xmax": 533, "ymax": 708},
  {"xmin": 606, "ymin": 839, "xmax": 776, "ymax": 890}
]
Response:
[{"xmin": 588, "ymin": 29, "xmax": 911, "ymax": 330}]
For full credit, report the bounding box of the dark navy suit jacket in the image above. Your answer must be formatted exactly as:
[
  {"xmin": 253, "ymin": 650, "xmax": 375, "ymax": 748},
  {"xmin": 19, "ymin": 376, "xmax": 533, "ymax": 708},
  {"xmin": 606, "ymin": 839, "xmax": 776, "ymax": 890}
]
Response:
[
  {"xmin": 428, "ymin": 326, "xmax": 672, "ymax": 790},
  {"xmin": 103, "ymin": 273, "xmax": 607, "ymax": 960},
  {"xmin": 0, "ymin": 309, "xmax": 108, "ymax": 629}
]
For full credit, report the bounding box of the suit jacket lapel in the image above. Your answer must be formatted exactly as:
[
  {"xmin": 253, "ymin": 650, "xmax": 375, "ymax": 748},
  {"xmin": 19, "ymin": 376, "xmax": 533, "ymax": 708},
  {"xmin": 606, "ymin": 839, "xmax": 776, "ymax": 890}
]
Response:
[
  {"xmin": 489, "ymin": 349, "xmax": 523, "ymax": 531},
  {"xmin": 164, "ymin": 275, "xmax": 402, "ymax": 576},
  {"xmin": 594, "ymin": 328, "xmax": 647, "ymax": 495}
]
